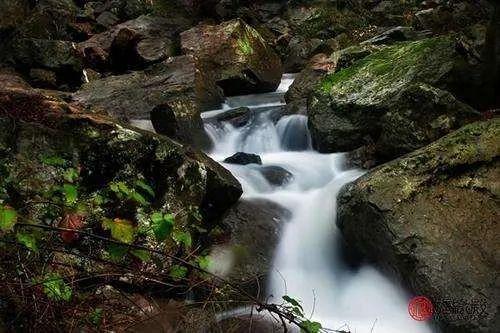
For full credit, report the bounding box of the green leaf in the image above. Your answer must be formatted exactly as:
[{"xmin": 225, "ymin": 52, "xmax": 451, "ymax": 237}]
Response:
[
  {"xmin": 106, "ymin": 243, "xmax": 128, "ymax": 261},
  {"xmin": 135, "ymin": 180, "xmax": 154, "ymax": 197},
  {"xmin": 16, "ymin": 232, "xmax": 38, "ymax": 251},
  {"xmin": 300, "ymin": 320, "xmax": 322, "ymax": 333},
  {"xmin": 41, "ymin": 155, "xmax": 66, "ymax": 166},
  {"xmin": 41, "ymin": 273, "xmax": 72, "ymax": 301},
  {"xmin": 283, "ymin": 295, "xmax": 304, "ymax": 312},
  {"xmin": 130, "ymin": 191, "xmax": 148, "ymax": 206},
  {"xmin": 0, "ymin": 205, "xmax": 17, "ymax": 231},
  {"xmin": 102, "ymin": 218, "xmax": 135, "ymax": 244},
  {"xmin": 89, "ymin": 308, "xmax": 103, "ymax": 326},
  {"xmin": 117, "ymin": 182, "xmax": 130, "ymax": 195},
  {"xmin": 63, "ymin": 168, "xmax": 79, "ymax": 183},
  {"xmin": 169, "ymin": 265, "xmax": 188, "ymax": 280},
  {"xmin": 196, "ymin": 255, "xmax": 211, "ymax": 270},
  {"xmin": 131, "ymin": 249, "xmax": 151, "ymax": 262},
  {"xmin": 150, "ymin": 212, "xmax": 174, "ymax": 241},
  {"xmin": 172, "ymin": 230, "xmax": 192, "ymax": 249},
  {"xmin": 62, "ymin": 184, "xmax": 78, "ymax": 205}
]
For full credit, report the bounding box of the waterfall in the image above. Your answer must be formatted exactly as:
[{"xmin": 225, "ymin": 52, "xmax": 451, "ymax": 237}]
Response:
[{"xmin": 203, "ymin": 75, "xmax": 434, "ymax": 332}]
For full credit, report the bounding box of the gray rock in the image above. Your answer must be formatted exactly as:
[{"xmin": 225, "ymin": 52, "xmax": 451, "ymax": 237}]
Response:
[
  {"xmin": 337, "ymin": 119, "xmax": 500, "ymax": 333},
  {"xmin": 259, "ymin": 165, "xmax": 293, "ymax": 186},
  {"xmin": 73, "ymin": 55, "xmax": 223, "ymax": 148},
  {"xmin": 215, "ymin": 199, "xmax": 290, "ymax": 298}
]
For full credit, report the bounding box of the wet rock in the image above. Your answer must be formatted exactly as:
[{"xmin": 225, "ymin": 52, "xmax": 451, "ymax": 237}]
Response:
[
  {"xmin": 78, "ymin": 15, "xmax": 180, "ymax": 72},
  {"xmin": 224, "ymin": 152, "xmax": 262, "ymax": 165},
  {"xmin": 212, "ymin": 199, "xmax": 290, "ymax": 298},
  {"xmin": 309, "ymin": 37, "xmax": 483, "ymax": 161},
  {"xmin": 337, "ymin": 119, "xmax": 500, "ymax": 333},
  {"xmin": 259, "ymin": 166, "xmax": 293, "ymax": 187},
  {"xmin": 181, "ymin": 19, "xmax": 283, "ymax": 96},
  {"xmin": 214, "ymin": 107, "xmax": 253, "ymax": 128},
  {"xmin": 73, "ymin": 55, "xmax": 223, "ymax": 148}
]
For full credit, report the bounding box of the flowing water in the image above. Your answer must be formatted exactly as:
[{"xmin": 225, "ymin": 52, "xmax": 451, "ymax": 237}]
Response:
[{"xmin": 203, "ymin": 74, "xmax": 433, "ymax": 333}]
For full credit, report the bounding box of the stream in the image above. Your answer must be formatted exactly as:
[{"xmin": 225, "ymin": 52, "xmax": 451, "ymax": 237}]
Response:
[{"xmin": 202, "ymin": 74, "xmax": 433, "ymax": 333}]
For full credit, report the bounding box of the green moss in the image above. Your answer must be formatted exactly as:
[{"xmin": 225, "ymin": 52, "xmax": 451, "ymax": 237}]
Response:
[
  {"xmin": 237, "ymin": 36, "xmax": 253, "ymax": 55},
  {"xmin": 320, "ymin": 37, "xmax": 456, "ymax": 96}
]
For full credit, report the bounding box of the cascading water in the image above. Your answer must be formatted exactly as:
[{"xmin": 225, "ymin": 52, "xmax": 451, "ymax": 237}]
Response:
[{"xmin": 203, "ymin": 74, "xmax": 434, "ymax": 333}]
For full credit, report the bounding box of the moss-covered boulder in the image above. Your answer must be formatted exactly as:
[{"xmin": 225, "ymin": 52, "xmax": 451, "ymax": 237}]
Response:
[
  {"xmin": 337, "ymin": 119, "xmax": 500, "ymax": 332},
  {"xmin": 73, "ymin": 55, "xmax": 223, "ymax": 148},
  {"xmin": 180, "ymin": 19, "xmax": 283, "ymax": 96},
  {"xmin": 285, "ymin": 45, "xmax": 380, "ymax": 115},
  {"xmin": 308, "ymin": 36, "xmax": 482, "ymax": 162}
]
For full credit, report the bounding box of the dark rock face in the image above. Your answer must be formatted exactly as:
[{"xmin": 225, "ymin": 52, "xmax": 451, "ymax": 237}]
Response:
[
  {"xmin": 308, "ymin": 37, "xmax": 482, "ymax": 163},
  {"xmin": 3, "ymin": 38, "xmax": 83, "ymax": 89},
  {"xmin": 214, "ymin": 199, "xmax": 290, "ymax": 297},
  {"xmin": 224, "ymin": 152, "xmax": 262, "ymax": 165},
  {"xmin": 181, "ymin": 19, "xmax": 283, "ymax": 96},
  {"xmin": 73, "ymin": 55, "xmax": 223, "ymax": 148},
  {"xmin": 77, "ymin": 15, "xmax": 180, "ymax": 72},
  {"xmin": 259, "ymin": 165, "xmax": 293, "ymax": 186},
  {"xmin": 337, "ymin": 119, "xmax": 500, "ymax": 333}
]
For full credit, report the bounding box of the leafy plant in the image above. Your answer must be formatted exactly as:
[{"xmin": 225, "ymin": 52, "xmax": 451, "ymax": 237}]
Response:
[
  {"xmin": 89, "ymin": 308, "xmax": 103, "ymax": 326},
  {"xmin": 172, "ymin": 230, "xmax": 192, "ymax": 249},
  {"xmin": 63, "ymin": 168, "xmax": 79, "ymax": 183},
  {"xmin": 40, "ymin": 272, "xmax": 72, "ymax": 301},
  {"xmin": 282, "ymin": 295, "xmax": 322, "ymax": 333},
  {"xmin": 0, "ymin": 205, "xmax": 17, "ymax": 231},
  {"xmin": 169, "ymin": 265, "xmax": 188, "ymax": 280},
  {"xmin": 62, "ymin": 184, "xmax": 78, "ymax": 205},
  {"xmin": 196, "ymin": 255, "xmax": 211, "ymax": 270},
  {"xmin": 300, "ymin": 320, "xmax": 322, "ymax": 333},
  {"xmin": 102, "ymin": 218, "xmax": 136, "ymax": 244},
  {"xmin": 109, "ymin": 181, "xmax": 152, "ymax": 206},
  {"xmin": 16, "ymin": 232, "xmax": 38, "ymax": 252},
  {"xmin": 131, "ymin": 249, "xmax": 151, "ymax": 262},
  {"xmin": 41, "ymin": 155, "xmax": 66, "ymax": 166},
  {"xmin": 150, "ymin": 212, "xmax": 174, "ymax": 241}
]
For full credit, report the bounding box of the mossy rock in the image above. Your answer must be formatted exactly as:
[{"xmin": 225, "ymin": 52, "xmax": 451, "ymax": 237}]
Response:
[
  {"xmin": 337, "ymin": 118, "xmax": 500, "ymax": 333},
  {"xmin": 180, "ymin": 19, "xmax": 283, "ymax": 96},
  {"xmin": 308, "ymin": 36, "xmax": 483, "ymax": 162}
]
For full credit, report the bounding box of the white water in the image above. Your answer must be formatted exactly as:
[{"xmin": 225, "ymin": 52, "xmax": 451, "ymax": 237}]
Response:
[{"xmin": 203, "ymin": 75, "xmax": 433, "ymax": 333}]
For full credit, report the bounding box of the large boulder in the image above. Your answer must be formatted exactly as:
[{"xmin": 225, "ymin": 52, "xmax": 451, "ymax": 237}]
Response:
[
  {"xmin": 78, "ymin": 15, "xmax": 182, "ymax": 72},
  {"xmin": 209, "ymin": 199, "xmax": 290, "ymax": 298},
  {"xmin": 180, "ymin": 19, "xmax": 283, "ymax": 96},
  {"xmin": 0, "ymin": 69, "xmax": 242, "ymax": 242},
  {"xmin": 337, "ymin": 119, "xmax": 500, "ymax": 332},
  {"xmin": 308, "ymin": 36, "xmax": 482, "ymax": 163},
  {"xmin": 73, "ymin": 55, "xmax": 223, "ymax": 148}
]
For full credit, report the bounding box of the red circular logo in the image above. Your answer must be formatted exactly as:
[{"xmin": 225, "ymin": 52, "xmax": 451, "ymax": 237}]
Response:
[{"xmin": 408, "ymin": 296, "xmax": 434, "ymax": 321}]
